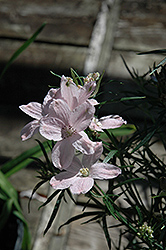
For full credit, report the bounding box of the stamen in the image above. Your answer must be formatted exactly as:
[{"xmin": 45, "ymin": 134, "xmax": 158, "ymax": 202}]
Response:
[
  {"xmin": 61, "ymin": 125, "xmax": 76, "ymax": 139},
  {"xmin": 80, "ymin": 167, "xmax": 90, "ymax": 177}
]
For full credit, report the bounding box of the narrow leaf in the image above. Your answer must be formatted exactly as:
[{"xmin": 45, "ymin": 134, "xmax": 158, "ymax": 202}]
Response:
[
  {"xmin": 138, "ymin": 49, "xmax": 166, "ymax": 55},
  {"xmin": 102, "ymin": 216, "xmax": 111, "ymax": 250},
  {"xmin": 103, "ymin": 150, "xmax": 118, "ymax": 163},
  {"xmin": 131, "ymin": 128, "xmax": 157, "ymax": 153},
  {"xmin": 0, "ymin": 22, "xmax": 46, "ymax": 80},
  {"xmin": 44, "ymin": 190, "xmax": 65, "ymax": 235},
  {"xmin": 38, "ymin": 189, "xmax": 61, "ymax": 210},
  {"xmin": 0, "ymin": 141, "xmax": 50, "ymax": 177},
  {"xmin": 28, "ymin": 180, "xmax": 47, "ymax": 212},
  {"xmin": 58, "ymin": 211, "xmax": 103, "ymax": 231}
]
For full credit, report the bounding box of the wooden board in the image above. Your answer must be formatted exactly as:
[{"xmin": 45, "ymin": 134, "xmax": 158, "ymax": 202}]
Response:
[
  {"xmin": 0, "ymin": 0, "xmax": 101, "ymax": 46},
  {"xmin": 113, "ymin": 0, "xmax": 166, "ymax": 52}
]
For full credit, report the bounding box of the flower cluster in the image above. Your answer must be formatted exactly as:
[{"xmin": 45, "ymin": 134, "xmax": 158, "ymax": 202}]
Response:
[
  {"xmin": 137, "ymin": 223, "xmax": 154, "ymax": 239},
  {"xmin": 20, "ymin": 72, "xmax": 126, "ymax": 194}
]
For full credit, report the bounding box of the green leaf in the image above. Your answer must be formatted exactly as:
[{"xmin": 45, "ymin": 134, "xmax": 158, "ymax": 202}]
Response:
[
  {"xmin": 44, "ymin": 190, "xmax": 65, "ymax": 235},
  {"xmin": 100, "ymin": 124, "xmax": 136, "ymax": 139},
  {"xmin": 0, "ymin": 171, "xmax": 31, "ymax": 249},
  {"xmin": 138, "ymin": 49, "xmax": 166, "ymax": 55},
  {"xmin": 119, "ymin": 96, "xmax": 146, "ymax": 101},
  {"xmin": 152, "ymin": 191, "xmax": 166, "ymax": 198},
  {"xmin": 35, "ymin": 139, "xmax": 51, "ymax": 167},
  {"xmin": 131, "ymin": 128, "xmax": 157, "ymax": 153},
  {"xmin": 13, "ymin": 211, "xmax": 31, "ymax": 250},
  {"xmin": 103, "ymin": 197, "xmax": 118, "ymax": 220},
  {"xmin": 0, "ymin": 22, "xmax": 46, "ymax": 80},
  {"xmin": 38, "ymin": 189, "xmax": 61, "ymax": 210},
  {"xmin": 81, "ymin": 213, "xmax": 104, "ymax": 225},
  {"xmin": 135, "ymin": 205, "xmax": 143, "ymax": 225},
  {"xmin": 103, "ymin": 150, "xmax": 118, "ymax": 163},
  {"xmin": 58, "ymin": 211, "xmax": 103, "ymax": 231},
  {"xmin": 70, "ymin": 68, "xmax": 83, "ymax": 86},
  {"xmin": 102, "ymin": 216, "xmax": 111, "ymax": 250},
  {"xmin": 149, "ymin": 57, "xmax": 166, "ymax": 75},
  {"xmin": 0, "ymin": 141, "xmax": 50, "ymax": 177},
  {"xmin": 50, "ymin": 71, "xmax": 61, "ymax": 79},
  {"xmin": 110, "ymin": 178, "xmax": 142, "ymax": 192},
  {"xmin": 28, "ymin": 179, "xmax": 47, "ymax": 212},
  {"xmin": 0, "ymin": 170, "xmax": 18, "ymax": 201}
]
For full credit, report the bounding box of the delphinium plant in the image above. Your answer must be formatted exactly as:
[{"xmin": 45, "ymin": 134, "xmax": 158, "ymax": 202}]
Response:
[{"xmin": 19, "ymin": 63, "xmax": 166, "ymax": 250}]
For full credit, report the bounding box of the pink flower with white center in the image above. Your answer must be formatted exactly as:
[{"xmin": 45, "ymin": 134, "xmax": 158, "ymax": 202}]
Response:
[
  {"xmin": 39, "ymin": 99, "xmax": 96, "ymax": 169},
  {"xmin": 19, "ymin": 88, "xmax": 59, "ymax": 141},
  {"xmin": 50, "ymin": 142, "xmax": 121, "ymax": 194},
  {"xmin": 89, "ymin": 115, "xmax": 127, "ymax": 132}
]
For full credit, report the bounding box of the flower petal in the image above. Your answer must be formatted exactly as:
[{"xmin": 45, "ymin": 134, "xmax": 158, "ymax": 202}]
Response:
[
  {"xmin": 60, "ymin": 75, "xmax": 79, "ymax": 110},
  {"xmin": 20, "ymin": 120, "xmax": 39, "ymax": 141},
  {"xmin": 39, "ymin": 117, "xmax": 63, "ymax": 141},
  {"xmin": 43, "ymin": 88, "xmax": 60, "ymax": 106},
  {"xmin": 70, "ymin": 102, "xmax": 95, "ymax": 132},
  {"xmin": 88, "ymin": 99, "xmax": 99, "ymax": 106},
  {"xmin": 73, "ymin": 131, "xmax": 96, "ymax": 155},
  {"xmin": 49, "ymin": 99, "xmax": 71, "ymax": 125},
  {"xmin": 82, "ymin": 141, "xmax": 103, "ymax": 167},
  {"xmin": 19, "ymin": 102, "xmax": 42, "ymax": 120},
  {"xmin": 90, "ymin": 163, "xmax": 121, "ymax": 179},
  {"xmin": 52, "ymin": 135, "xmax": 81, "ymax": 169},
  {"xmin": 50, "ymin": 175, "xmax": 77, "ymax": 190},
  {"xmin": 78, "ymin": 80, "xmax": 96, "ymax": 104},
  {"xmin": 70, "ymin": 177, "xmax": 94, "ymax": 194},
  {"xmin": 89, "ymin": 117, "xmax": 103, "ymax": 132},
  {"xmin": 67, "ymin": 156, "xmax": 82, "ymax": 174},
  {"xmin": 100, "ymin": 115, "xmax": 127, "ymax": 129}
]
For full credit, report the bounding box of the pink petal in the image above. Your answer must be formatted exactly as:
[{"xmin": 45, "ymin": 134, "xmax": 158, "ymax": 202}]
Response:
[
  {"xmin": 100, "ymin": 115, "xmax": 127, "ymax": 129},
  {"xmin": 60, "ymin": 75, "xmax": 79, "ymax": 110},
  {"xmin": 67, "ymin": 156, "xmax": 82, "ymax": 174},
  {"xmin": 70, "ymin": 102, "xmax": 95, "ymax": 132},
  {"xmin": 82, "ymin": 142, "xmax": 103, "ymax": 167},
  {"xmin": 50, "ymin": 175, "xmax": 77, "ymax": 190},
  {"xmin": 70, "ymin": 177, "xmax": 94, "ymax": 194},
  {"xmin": 52, "ymin": 135, "xmax": 81, "ymax": 169},
  {"xmin": 20, "ymin": 120, "xmax": 39, "ymax": 141},
  {"xmin": 90, "ymin": 163, "xmax": 121, "ymax": 179},
  {"xmin": 19, "ymin": 102, "xmax": 42, "ymax": 120},
  {"xmin": 73, "ymin": 131, "xmax": 96, "ymax": 155},
  {"xmin": 43, "ymin": 88, "xmax": 60, "ymax": 106},
  {"xmin": 88, "ymin": 99, "xmax": 99, "ymax": 106},
  {"xmin": 49, "ymin": 99, "xmax": 71, "ymax": 125},
  {"xmin": 89, "ymin": 118, "xmax": 103, "ymax": 132},
  {"xmin": 78, "ymin": 81, "xmax": 96, "ymax": 104},
  {"xmin": 39, "ymin": 117, "xmax": 63, "ymax": 141}
]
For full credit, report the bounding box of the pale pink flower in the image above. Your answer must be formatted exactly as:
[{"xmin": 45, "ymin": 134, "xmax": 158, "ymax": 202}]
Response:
[
  {"xmin": 60, "ymin": 75, "xmax": 97, "ymax": 110},
  {"xmin": 89, "ymin": 115, "xmax": 127, "ymax": 132},
  {"xmin": 19, "ymin": 72, "xmax": 98, "ymax": 141},
  {"xmin": 50, "ymin": 142, "xmax": 121, "ymax": 194},
  {"xmin": 39, "ymin": 99, "xmax": 96, "ymax": 169},
  {"xmin": 19, "ymin": 88, "xmax": 59, "ymax": 141}
]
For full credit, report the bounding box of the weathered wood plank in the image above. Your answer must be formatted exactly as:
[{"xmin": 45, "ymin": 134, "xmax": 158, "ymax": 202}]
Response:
[
  {"xmin": 113, "ymin": 0, "xmax": 166, "ymax": 51},
  {"xmin": 0, "ymin": 0, "xmax": 101, "ymax": 46}
]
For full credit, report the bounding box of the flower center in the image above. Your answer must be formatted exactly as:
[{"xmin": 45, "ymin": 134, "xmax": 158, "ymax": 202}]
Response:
[
  {"xmin": 62, "ymin": 125, "xmax": 76, "ymax": 139},
  {"xmin": 80, "ymin": 167, "xmax": 90, "ymax": 177}
]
